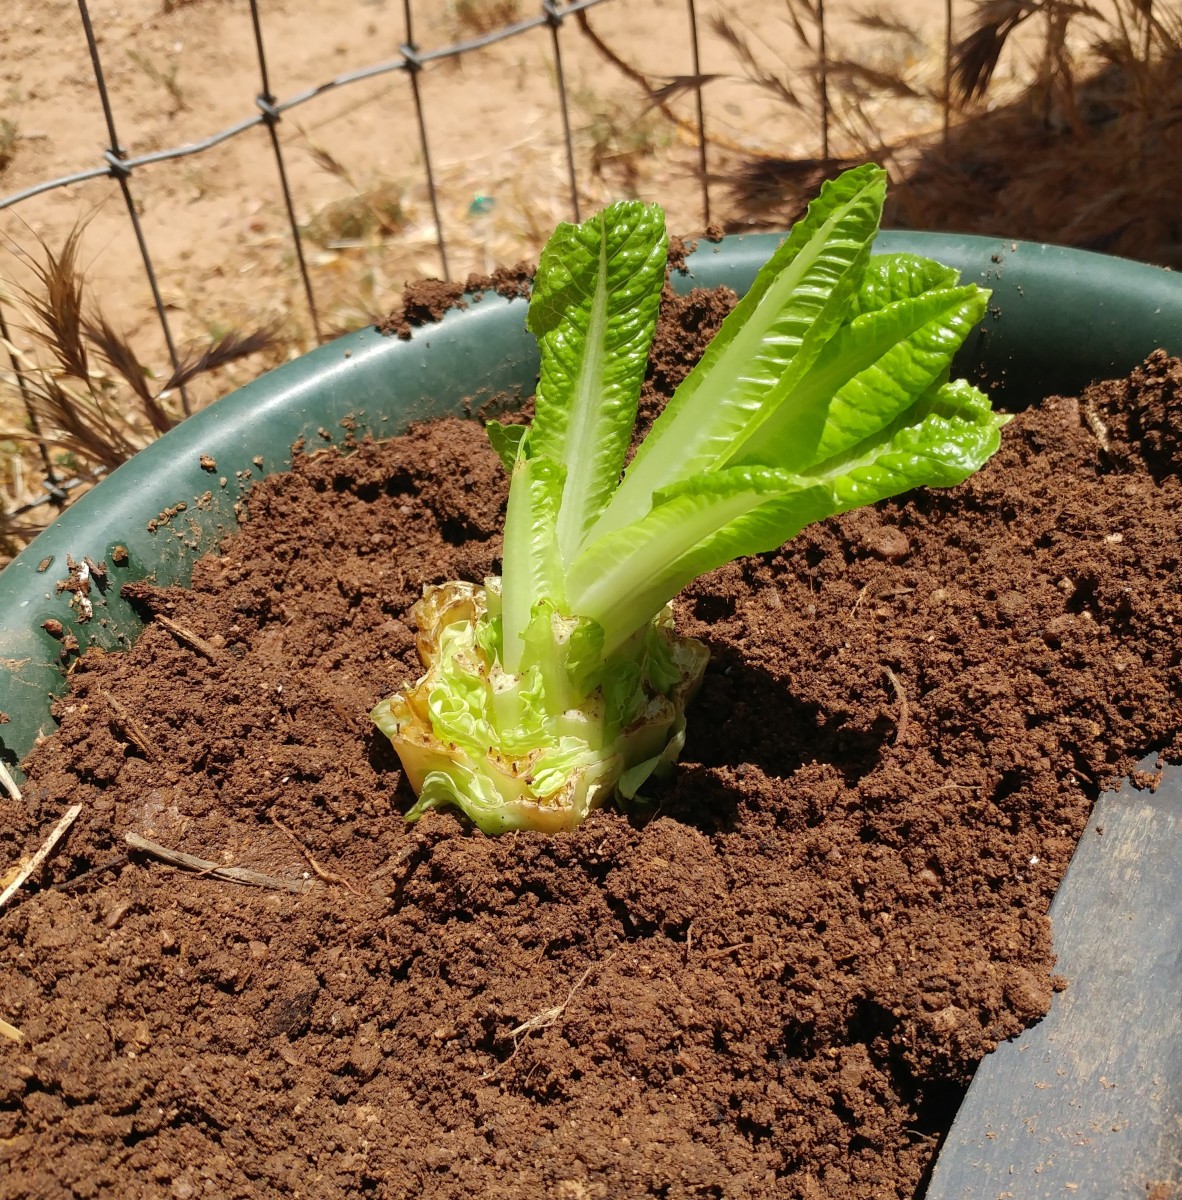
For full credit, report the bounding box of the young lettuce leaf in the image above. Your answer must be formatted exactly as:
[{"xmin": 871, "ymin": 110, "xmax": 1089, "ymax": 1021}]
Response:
[
  {"xmin": 591, "ymin": 163, "xmax": 887, "ymax": 543},
  {"xmin": 372, "ymin": 165, "xmax": 1008, "ymax": 834}
]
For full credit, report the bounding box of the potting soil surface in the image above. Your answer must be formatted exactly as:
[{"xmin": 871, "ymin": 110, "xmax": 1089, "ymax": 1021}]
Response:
[{"xmin": 2, "ymin": 283, "xmax": 1180, "ymax": 1200}]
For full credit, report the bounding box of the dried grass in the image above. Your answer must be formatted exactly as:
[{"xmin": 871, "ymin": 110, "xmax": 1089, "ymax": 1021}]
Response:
[
  {"xmin": 711, "ymin": 14, "xmax": 806, "ymax": 110},
  {"xmin": 888, "ymin": 53, "xmax": 1182, "ymax": 265},
  {"xmin": 0, "ymin": 120, "xmax": 19, "ymax": 177},
  {"xmin": 450, "ymin": 0, "xmax": 522, "ymax": 37},
  {"xmin": 710, "ymin": 0, "xmax": 1180, "ymax": 262},
  {"xmin": 890, "ymin": 1, "xmax": 1182, "ymax": 266},
  {"xmin": 0, "ymin": 222, "xmax": 276, "ymax": 554},
  {"xmin": 298, "ymin": 129, "xmax": 409, "ymax": 248}
]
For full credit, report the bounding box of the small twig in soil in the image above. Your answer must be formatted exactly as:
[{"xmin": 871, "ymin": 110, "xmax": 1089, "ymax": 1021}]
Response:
[
  {"xmin": 154, "ymin": 615, "xmax": 221, "ymax": 662},
  {"xmin": 849, "ymin": 581, "xmax": 872, "ymax": 619},
  {"xmin": 1069, "ymin": 760, "xmax": 1097, "ymax": 787},
  {"xmin": 367, "ymin": 843, "xmax": 426, "ymax": 907},
  {"xmin": 482, "ymin": 960, "xmax": 603, "ymax": 1080},
  {"xmin": 1082, "ymin": 401, "xmax": 1112, "ymax": 454},
  {"xmin": 53, "ymin": 853, "xmax": 128, "ymax": 891},
  {"xmin": 124, "ymin": 831, "xmax": 317, "ymax": 894},
  {"xmin": 0, "ymin": 1016, "xmax": 23, "ymax": 1044},
  {"xmin": 0, "ymin": 760, "xmax": 24, "ymax": 801},
  {"xmin": 903, "ymin": 1125, "xmax": 939, "ymax": 1143},
  {"xmin": 882, "ymin": 665, "xmax": 910, "ymax": 746},
  {"xmin": 507, "ymin": 963, "xmax": 596, "ymax": 1042},
  {"xmin": 270, "ymin": 812, "xmax": 363, "ymax": 896},
  {"xmin": 366, "ymin": 846, "xmax": 417, "ymax": 881},
  {"xmin": 0, "ymin": 804, "xmax": 83, "ymax": 913},
  {"xmin": 101, "ymin": 690, "xmax": 162, "ymax": 762},
  {"xmin": 702, "ymin": 941, "xmax": 752, "ymax": 960}
]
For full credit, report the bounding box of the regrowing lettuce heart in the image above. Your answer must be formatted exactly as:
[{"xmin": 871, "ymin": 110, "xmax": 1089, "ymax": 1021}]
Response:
[{"xmin": 371, "ymin": 163, "xmax": 1007, "ymax": 835}]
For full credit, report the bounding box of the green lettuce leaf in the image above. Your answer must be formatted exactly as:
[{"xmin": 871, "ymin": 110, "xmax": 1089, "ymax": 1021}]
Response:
[
  {"xmin": 590, "ymin": 163, "xmax": 888, "ymax": 541},
  {"xmin": 724, "ymin": 281, "xmax": 990, "ymax": 470},
  {"xmin": 373, "ymin": 166, "xmax": 1007, "ymax": 835},
  {"xmin": 527, "ymin": 200, "xmax": 668, "ymax": 564},
  {"xmin": 486, "ymin": 420, "xmax": 528, "ymax": 471}
]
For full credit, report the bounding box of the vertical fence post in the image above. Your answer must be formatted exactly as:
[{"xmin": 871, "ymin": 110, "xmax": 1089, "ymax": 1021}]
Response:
[
  {"xmin": 402, "ymin": 0, "xmax": 451, "ymax": 281},
  {"xmin": 544, "ymin": 1, "xmax": 581, "ymax": 224},
  {"xmin": 686, "ymin": 0, "xmax": 711, "ymax": 228},
  {"xmin": 249, "ymin": 0, "xmax": 324, "ymax": 343},
  {"xmin": 75, "ymin": 0, "xmax": 193, "ymax": 415}
]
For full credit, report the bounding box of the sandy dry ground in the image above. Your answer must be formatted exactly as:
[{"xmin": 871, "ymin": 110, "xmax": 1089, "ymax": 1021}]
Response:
[{"xmin": 1, "ymin": 0, "xmax": 993, "ymax": 348}]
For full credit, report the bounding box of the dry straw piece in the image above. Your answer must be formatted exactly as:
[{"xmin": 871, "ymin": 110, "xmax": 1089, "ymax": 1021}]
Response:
[
  {"xmin": 123, "ymin": 832, "xmax": 319, "ymax": 895},
  {"xmin": 0, "ymin": 803, "xmax": 83, "ymax": 913}
]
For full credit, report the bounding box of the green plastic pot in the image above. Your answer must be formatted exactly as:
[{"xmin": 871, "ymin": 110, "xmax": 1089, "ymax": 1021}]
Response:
[{"xmin": 1, "ymin": 233, "xmax": 1179, "ymax": 1197}]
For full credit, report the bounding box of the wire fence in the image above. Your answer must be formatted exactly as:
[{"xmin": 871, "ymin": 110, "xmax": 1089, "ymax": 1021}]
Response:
[
  {"xmin": 1, "ymin": 0, "xmax": 651, "ymax": 408},
  {"xmin": 0, "ymin": 3, "xmax": 555, "ymax": 512},
  {"xmin": 2, "ymin": 0, "xmax": 750, "ymax": 512}
]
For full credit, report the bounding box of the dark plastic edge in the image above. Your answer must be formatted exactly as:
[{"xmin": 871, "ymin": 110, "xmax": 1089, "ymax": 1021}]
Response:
[{"xmin": 926, "ymin": 756, "xmax": 1182, "ymax": 1199}]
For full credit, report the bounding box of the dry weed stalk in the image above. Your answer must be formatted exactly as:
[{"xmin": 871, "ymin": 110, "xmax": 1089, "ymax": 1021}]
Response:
[
  {"xmin": 710, "ymin": 13, "xmax": 805, "ymax": 111},
  {"xmin": 951, "ymin": 0, "xmax": 1178, "ymax": 114},
  {"xmin": 888, "ymin": 0, "xmax": 1182, "ymax": 266},
  {"xmin": 707, "ymin": 0, "xmax": 1179, "ymax": 264},
  {"xmin": 0, "ymin": 222, "xmax": 275, "ymax": 551},
  {"xmin": 571, "ymin": 7, "xmax": 841, "ymax": 221},
  {"xmin": 571, "ymin": 12, "xmax": 708, "ymax": 150},
  {"xmin": 300, "ymin": 130, "xmax": 408, "ymax": 248},
  {"xmin": 711, "ymin": 5, "xmax": 936, "ymax": 222}
]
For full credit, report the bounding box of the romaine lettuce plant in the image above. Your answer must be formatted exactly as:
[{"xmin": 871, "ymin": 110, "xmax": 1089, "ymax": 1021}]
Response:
[{"xmin": 372, "ymin": 164, "xmax": 1006, "ymax": 834}]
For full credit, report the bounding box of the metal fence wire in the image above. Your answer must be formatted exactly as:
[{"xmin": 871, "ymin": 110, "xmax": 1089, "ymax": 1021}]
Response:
[
  {"xmin": 0, "ymin": 0, "xmax": 960, "ymax": 517},
  {"xmin": 0, "ymin": 0, "xmax": 639, "ymax": 403}
]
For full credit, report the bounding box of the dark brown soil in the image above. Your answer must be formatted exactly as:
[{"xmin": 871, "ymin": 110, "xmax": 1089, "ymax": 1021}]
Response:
[
  {"xmin": 376, "ymin": 265, "xmax": 535, "ymax": 339},
  {"xmin": 376, "ymin": 243, "xmax": 699, "ymax": 340},
  {"xmin": 1, "ymin": 284, "xmax": 1180, "ymax": 1200}
]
